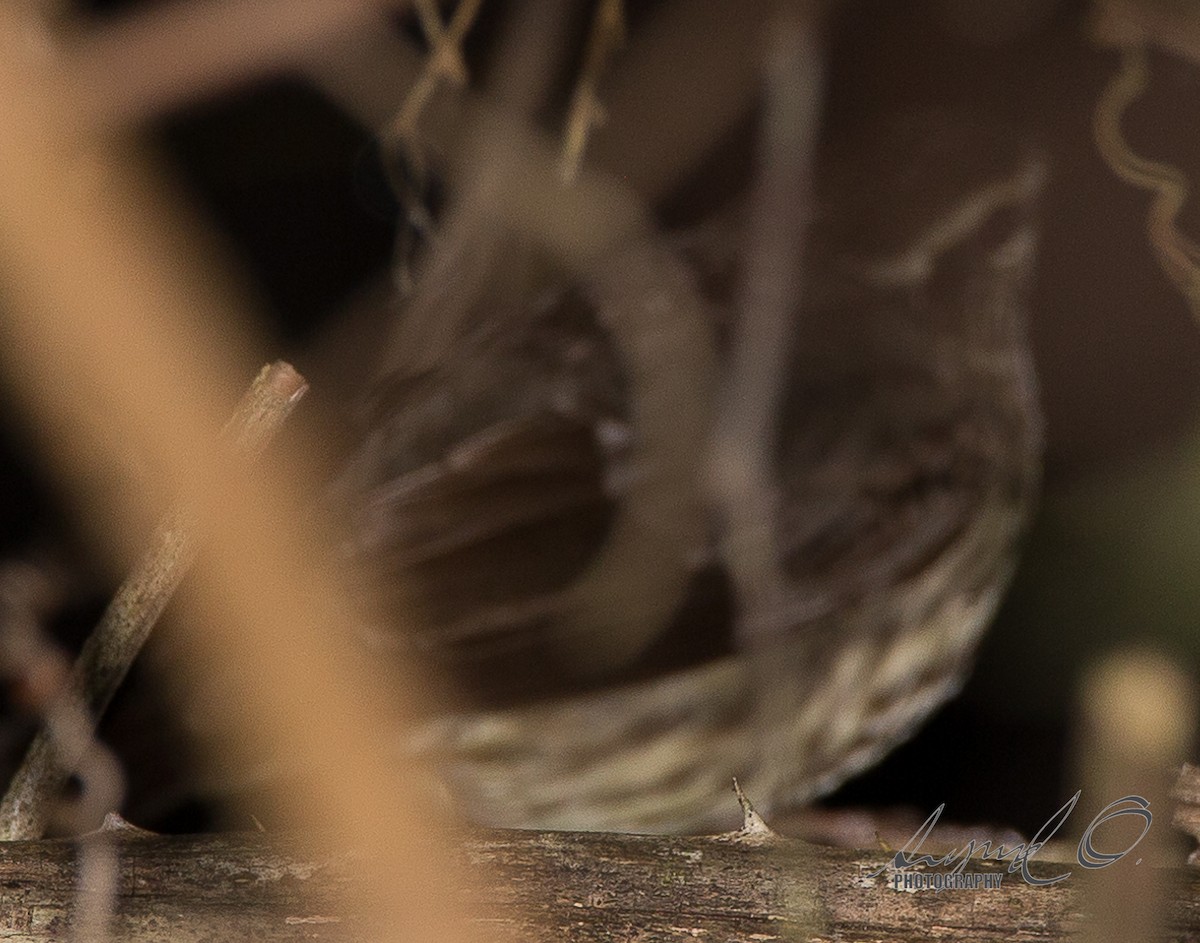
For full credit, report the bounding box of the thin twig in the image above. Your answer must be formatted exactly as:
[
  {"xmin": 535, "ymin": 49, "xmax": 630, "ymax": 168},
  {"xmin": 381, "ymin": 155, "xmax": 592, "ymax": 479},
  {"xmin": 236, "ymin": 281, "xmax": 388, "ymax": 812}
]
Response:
[
  {"xmin": 559, "ymin": 0, "xmax": 624, "ymax": 183},
  {"xmin": 388, "ymin": 0, "xmax": 485, "ymax": 141},
  {"xmin": 313, "ymin": 0, "xmax": 773, "ymax": 207},
  {"xmin": 1093, "ymin": 42, "xmax": 1200, "ymax": 313},
  {"xmin": 0, "ymin": 362, "xmax": 307, "ymax": 842}
]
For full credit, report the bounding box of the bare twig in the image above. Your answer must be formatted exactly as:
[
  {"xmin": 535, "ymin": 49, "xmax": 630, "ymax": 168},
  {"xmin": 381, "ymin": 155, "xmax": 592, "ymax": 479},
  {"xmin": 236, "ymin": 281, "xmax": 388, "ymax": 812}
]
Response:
[
  {"xmin": 0, "ymin": 362, "xmax": 307, "ymax": 842},
  {"xmin": 1093, "ymin": 42, "xmax": 1200, "ymax": 314},
  {"xmin": 388, "ymin": 0, "xmax": 485, "ymax": 141},
  {"xmin": 315, "ymin": 0, "xmax": 776, "ymax": 208},
  {"xmin": 559, "ymin": 0, "xmax": 624, "ymax": 183}
]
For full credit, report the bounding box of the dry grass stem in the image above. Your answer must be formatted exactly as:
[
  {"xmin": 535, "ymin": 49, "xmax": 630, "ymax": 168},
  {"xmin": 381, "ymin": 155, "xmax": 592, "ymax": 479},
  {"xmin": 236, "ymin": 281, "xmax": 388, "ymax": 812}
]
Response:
[
  {"xmin": 389, "ymin": 0, "xmax": 484, "ymax": 140},
  {"xmin": 559, "ymin": 0, "xmax": 624, "ymax": 183}
]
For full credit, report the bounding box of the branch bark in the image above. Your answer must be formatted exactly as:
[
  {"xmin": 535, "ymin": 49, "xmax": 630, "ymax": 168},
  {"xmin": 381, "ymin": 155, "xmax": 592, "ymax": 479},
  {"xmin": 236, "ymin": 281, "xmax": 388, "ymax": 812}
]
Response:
[{"xmin": 3, "ymin": 824, "xmax": 1199, "ymax": 942}]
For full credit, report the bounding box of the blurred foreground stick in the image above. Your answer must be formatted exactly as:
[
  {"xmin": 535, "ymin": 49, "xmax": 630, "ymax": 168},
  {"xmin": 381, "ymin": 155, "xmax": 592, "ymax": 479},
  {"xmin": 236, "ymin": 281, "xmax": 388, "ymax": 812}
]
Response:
[
  {"xmin": 0, "ymin": 3, "xmax": 476, "ymax": 940},
  {"xmin": 5, "ymin": 821, "xmax": 1200, "ymax": 942}
]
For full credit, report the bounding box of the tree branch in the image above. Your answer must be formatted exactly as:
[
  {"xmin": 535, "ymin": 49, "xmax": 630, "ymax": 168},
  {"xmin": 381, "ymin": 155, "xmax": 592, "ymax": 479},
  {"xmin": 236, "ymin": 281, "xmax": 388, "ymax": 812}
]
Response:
[{"xmin": 3, "ymin": 823, "xmax": 1199, "ymax": 942}]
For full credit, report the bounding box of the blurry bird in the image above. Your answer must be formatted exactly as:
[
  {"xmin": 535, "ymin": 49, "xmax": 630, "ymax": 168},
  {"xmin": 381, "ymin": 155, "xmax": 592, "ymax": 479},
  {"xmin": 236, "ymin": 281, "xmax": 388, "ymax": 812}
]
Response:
[
  {"xmin": 325, "ymin": 104, "xmax": 1044, "ymax": 833},
  {"xmin": 319, "ymin": 0, "xmax": 1045, "ymax": 837}
]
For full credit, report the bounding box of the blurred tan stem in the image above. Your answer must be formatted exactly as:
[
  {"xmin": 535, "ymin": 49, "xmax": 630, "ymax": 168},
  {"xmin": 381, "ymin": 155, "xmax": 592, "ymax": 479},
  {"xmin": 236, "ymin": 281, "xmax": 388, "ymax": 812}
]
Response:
[
  {"xmin": 0, "ymin": 5, "xmax": 476, "ymax": 941},
  {"xmin": 71, "ymin": 0, "xmax": 408, "ymax": 124},
  {"xmin": 1074, "ymin": 648, "xmax": 1195, "ymax": 943}
]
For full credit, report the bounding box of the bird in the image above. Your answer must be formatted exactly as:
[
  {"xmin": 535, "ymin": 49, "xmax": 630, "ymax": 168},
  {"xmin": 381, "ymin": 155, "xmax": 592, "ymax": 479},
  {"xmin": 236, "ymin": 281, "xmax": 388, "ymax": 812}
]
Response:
[{"xmin": 328, "ymin": 102, "xmax": 1045, "ymax": 833}]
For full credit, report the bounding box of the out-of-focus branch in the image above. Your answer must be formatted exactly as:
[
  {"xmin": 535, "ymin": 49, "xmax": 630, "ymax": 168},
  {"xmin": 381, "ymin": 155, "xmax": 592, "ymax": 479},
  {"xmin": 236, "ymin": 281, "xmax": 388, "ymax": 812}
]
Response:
[
  {"xmin": 706, "ymin": 5, "xmax": 825, "ymax": 645},
  {"xmin": 1173, "ymin": 764, "xmax": 1200, "ymax": 863},
  {"xmin": 1074, "ymin": 648, "xmax": 1195, "ymax": 943},
  {"xmin": 67, "ymin": 0, "xmax": 408, "ymax": 124},
  {"xmin": 0, "ymin": 5, "xmax": 475, "ymax": 942},
  {"xmin": 1092, "ymin": 0, "xmax": 1200, "ymax": 66},
  {"xmin": 412, "ymin": 0, "xmax": 471, "ymax": 84},
  {"xmin": 586, "ymin": 0, "xmax": 783, "ymax": 202},
  {"xmin": 0, "ymin": 362, "xmax": 306, "ymax": 843},
  {"xmin": 380, "ymin": 64, "xmax": 717, "ymax": 674},
  {"xmin": 51, "ymin": 0, "xmax": 779, "ymax": 218}
]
